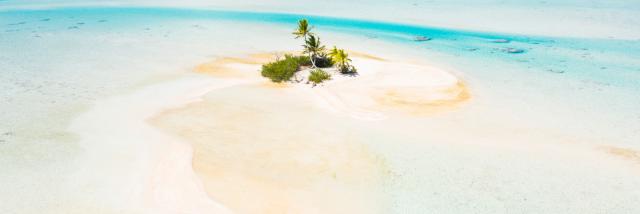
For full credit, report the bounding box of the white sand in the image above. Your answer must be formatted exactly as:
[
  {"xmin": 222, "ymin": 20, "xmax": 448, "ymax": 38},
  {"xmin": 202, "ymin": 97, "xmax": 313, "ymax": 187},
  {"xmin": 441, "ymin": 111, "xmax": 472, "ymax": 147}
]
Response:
[
  {"xmin": 292, "ymin": 56, "xmax": 467, "ymax": 120},
  {"xmin": 193, "ymin": 51, "xmax": 468, "ymax": 120}
]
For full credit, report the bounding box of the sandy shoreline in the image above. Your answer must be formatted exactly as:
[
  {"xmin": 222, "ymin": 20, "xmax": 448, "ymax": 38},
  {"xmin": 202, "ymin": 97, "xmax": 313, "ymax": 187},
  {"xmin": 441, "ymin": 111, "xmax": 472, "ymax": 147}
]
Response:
[{"xmin": 193, "ymin": 51, "xmax": 469, "ymax": 119}]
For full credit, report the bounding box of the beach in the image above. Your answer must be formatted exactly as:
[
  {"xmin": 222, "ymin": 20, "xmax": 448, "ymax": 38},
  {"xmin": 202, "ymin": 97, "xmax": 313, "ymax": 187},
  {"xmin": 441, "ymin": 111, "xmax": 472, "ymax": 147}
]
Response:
[{"xmin": 1, "ymin": 2, "xmax": 640, "ymax": 213}]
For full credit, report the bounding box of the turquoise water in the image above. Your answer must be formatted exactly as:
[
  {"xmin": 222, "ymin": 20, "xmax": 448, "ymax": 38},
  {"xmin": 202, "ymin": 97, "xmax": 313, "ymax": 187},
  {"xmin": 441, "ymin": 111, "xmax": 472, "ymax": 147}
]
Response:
[
  {"xmin": 2, "ymin": 6, "xmax": 640, "ymax": 213},
  {"xmin": 2, "ymin": 7, "xmax": 638, "ymax": 144},
  {"xmin": 3, "ymin": 7, "xmax": 638, "ymax": 86}
]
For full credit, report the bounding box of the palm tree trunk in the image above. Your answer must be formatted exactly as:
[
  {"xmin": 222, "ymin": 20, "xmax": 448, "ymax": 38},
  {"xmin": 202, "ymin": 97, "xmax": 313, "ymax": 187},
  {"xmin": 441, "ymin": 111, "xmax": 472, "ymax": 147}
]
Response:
[{"xmin": 310, "ymin": 53, "xmax": 317, "ymax": 68}]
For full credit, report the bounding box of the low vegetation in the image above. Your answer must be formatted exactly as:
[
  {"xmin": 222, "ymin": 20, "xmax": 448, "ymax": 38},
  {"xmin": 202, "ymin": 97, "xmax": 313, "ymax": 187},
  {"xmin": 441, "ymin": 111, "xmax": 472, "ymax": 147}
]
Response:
[
  {"xmin": 329, "ymin": 46, "xmax": 356, "ymax": 74},
  {"xmin": 261, "ymin": 18, "xmax": 357, "ymax": 85},
  {"xmin": 289, "ymin": 55, "xmax": 312, "ymax": 66},
  {"xmin": 308, "ymin": 69, "xmax": 331, "ymax": 85},
  {"xmin": 261, "ymin": 54, "xmax": 308, "ymax": 82}
]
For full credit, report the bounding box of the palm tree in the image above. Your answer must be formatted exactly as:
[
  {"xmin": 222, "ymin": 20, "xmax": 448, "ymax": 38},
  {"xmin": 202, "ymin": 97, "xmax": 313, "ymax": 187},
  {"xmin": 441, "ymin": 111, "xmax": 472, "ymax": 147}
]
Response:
[
  {"xmin": 303, "ymin": 34, "xmax": 325, "ymax": 68},
  {"xmin": 330, "ymin": 48, "xmax": 352, "ymax": 73},
  {"xmin": 328, "ymin": 46, "xmax": 339, "ymax": 59},
  {"xmin": 293, "ymin": 19, "xmax": 313, "ymax": 40}
]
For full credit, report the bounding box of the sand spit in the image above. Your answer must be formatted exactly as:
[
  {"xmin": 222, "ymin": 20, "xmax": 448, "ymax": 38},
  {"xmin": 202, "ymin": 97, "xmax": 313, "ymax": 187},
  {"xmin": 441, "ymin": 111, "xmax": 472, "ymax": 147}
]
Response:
[{"xmin": 67, "ymin": 76, "xmax": 242, "ymax": 214}]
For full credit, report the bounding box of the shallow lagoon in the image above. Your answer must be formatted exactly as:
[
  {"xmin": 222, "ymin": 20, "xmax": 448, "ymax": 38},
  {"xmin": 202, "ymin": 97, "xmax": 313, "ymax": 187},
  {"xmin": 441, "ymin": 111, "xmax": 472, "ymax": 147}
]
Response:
[{"xmin": 1, "ymin": 5, "xmax": 640, "ymax": 214}]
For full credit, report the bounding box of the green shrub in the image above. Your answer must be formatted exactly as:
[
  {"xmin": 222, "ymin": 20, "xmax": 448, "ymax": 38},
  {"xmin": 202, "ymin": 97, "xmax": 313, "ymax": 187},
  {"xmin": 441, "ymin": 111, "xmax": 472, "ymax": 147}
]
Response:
[
  {"xmin": 339, "ymin": 65, "xmax": 357, "ymax": 74},
  {"xmin": 291, "ymin": 55, "xmax": 312, "ymax": 67},
  {"xmin": 261, "ymin": 54, "xmax": 304, "ymax": 82},
  {"xmin": 308, "ymin": 69, "xmax": 331, "ymax": 85}
]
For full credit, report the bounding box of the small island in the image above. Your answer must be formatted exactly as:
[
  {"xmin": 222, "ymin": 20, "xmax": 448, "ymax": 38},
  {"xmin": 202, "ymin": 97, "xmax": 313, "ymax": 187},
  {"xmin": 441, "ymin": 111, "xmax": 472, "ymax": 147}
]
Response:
[
  {"xmin": 261, "ymin": 19, "xmax": 357, "ymax": 86},
  {"xmin": 192, "ymin": 18, "xmax": 469, "ymax": 119}
]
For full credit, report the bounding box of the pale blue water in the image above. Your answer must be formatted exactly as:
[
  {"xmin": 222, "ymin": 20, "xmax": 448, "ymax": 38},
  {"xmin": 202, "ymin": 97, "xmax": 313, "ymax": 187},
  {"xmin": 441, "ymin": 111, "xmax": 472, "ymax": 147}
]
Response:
[{"xmin": 1, "ymin": 6, "xmax": 640, "ymax": 213}]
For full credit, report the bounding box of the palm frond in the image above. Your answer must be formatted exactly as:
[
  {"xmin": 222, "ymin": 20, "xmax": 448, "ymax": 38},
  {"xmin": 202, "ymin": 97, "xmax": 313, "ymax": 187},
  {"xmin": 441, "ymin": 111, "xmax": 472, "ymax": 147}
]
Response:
[{"xmin": 293, "ymin": 19, "xmax": 313, "ymax": 39}]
